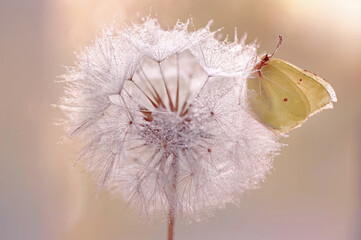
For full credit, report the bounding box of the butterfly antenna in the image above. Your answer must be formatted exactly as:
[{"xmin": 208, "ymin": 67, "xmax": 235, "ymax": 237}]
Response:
[{"xmin": 269, "ymin": 35, "xmax": 283, "ymax": 58}]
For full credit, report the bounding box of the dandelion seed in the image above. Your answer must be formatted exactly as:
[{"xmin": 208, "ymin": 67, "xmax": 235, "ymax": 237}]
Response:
[{"xmin": 58, "ymin": 17, "xmax": 281, "ymax": 240}]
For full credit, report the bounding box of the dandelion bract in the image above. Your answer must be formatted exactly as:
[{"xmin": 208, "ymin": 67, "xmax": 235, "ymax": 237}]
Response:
[{"xmin": 59, "ymin": 17, "xmax": 281, "ymax": 221}]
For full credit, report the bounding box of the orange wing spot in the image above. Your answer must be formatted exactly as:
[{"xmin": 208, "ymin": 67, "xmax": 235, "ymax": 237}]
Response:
[{"xmin": 283, "ymin": 98, "xmax": 288, "ymax": 102}]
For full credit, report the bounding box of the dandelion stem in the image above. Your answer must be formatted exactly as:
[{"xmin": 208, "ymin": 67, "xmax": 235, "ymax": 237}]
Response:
[
  {"xmin": 167, "ymin": 207, "xmax": 175, "ymax": 240},
  {"xmin": 168, "ymin": 156, "xmax": 178, "ymax": 240}
]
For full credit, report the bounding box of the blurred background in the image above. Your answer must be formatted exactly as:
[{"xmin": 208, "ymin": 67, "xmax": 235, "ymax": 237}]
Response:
[{"xmin": 1, "ymin": 0, "xmax": 360, "ymax": 239}]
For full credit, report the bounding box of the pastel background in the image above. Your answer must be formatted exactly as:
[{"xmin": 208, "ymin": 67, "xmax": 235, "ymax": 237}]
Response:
[{"xmin": 1, "ymin": 0, "xmax": 360, "ymax": 239}]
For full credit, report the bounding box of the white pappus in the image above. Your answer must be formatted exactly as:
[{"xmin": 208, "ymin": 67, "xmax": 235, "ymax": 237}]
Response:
[{"xmin": 58, "ymin": 17, "xmax": 281, "ymax": 221}]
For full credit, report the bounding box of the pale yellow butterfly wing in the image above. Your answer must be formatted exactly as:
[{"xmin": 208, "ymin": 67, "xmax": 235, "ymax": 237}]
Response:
[
  {"xmin": 247, "ymin": 63, "xmax": 311, "ymax": 133},
  {"xmin": 269, "ymin": 58, "xmax": 337, "ymax": 115},
  {"xmin": 247, "ymin": 58, "xmax": 337, "ymax": 133}
]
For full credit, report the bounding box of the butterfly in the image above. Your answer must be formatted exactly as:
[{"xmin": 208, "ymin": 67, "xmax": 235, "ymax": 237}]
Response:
[{"xmin": 247, "ymin": 36, "xmax": 337, "ymax": 133}]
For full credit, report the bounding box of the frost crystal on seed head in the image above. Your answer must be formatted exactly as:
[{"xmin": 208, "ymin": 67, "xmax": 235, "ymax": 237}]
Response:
[{"xmin": 59, "ymin": 17, "xmax": 281, "ymax": 220}]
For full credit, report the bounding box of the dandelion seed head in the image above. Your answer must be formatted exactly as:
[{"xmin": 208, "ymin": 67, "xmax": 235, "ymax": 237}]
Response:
[{"xmin": 59, "ymin": 17, "xmax": 281, "ymax": 221}]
